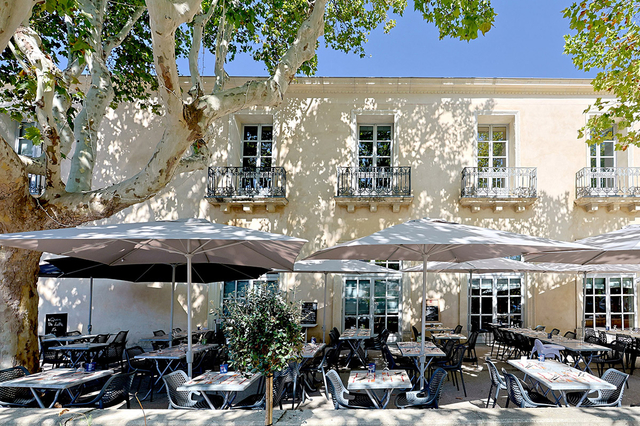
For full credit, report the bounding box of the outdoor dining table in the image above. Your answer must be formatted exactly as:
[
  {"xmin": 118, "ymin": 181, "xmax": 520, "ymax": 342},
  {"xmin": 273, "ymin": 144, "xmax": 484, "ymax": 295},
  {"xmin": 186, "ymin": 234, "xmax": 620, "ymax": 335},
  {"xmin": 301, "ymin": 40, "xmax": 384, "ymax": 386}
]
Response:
[
  {"xmin": 396, "ymin": 341, "xmax": 446, "ymax": 387},
  {"xmin": 134, "ymin": 342, "xmax": 218, "ymax": 397},
  {"xmin": 50, "ymin": 342, "xmax": 110, "ymax": 367},
  {"xmin": 508, "ymin": 359, "xmax": 615, "ymax": 406},
  {"xmin": 0, "ymin": 368, "xmax": 113, "ymax": 408},
  {"xmin": 431, "ymin": 333, "xmax": 467, "ymax": 343},
  {"xmin": 42, "ymin": 334, "xmax": 98, "ymax": 344},
  {"xmin": 176, "ymin": 371, "xmax": 262, "ymax": 409},
  {"xmin": 139, "ymin": 329, "xmax": 209, "ymax": 345},
  {"xmin": 347, "ymin": 369, "xmax": 411, "ymax": 409},
  {"xmin": 339, "ymin": 328, "xmax": 371, "ymax": 368},
  {"xmin": 506, "ymin": 328, "xmax": 611, "ymax": 374}
]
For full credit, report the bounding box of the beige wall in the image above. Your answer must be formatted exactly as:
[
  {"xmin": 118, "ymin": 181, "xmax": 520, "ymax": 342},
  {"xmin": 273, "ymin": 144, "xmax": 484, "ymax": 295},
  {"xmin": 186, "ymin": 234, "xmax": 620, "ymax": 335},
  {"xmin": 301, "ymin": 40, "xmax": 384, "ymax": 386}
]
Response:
[{"xmin": 33, "ymin": 77, "xmax": 640, "ymax": 344}]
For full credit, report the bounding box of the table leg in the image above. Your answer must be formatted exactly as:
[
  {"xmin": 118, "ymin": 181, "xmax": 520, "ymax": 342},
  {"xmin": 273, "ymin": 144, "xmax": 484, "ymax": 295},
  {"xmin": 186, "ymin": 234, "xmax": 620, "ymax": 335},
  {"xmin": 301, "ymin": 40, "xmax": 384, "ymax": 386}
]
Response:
[
  {"xmin": 363, "ymin": 389, "xmax": 381, "ymax": 409},
  {"xmin": 200, "ymin": 392, "xmax": 218, "ymax": 409},
  {"xmin": 29, "ymin": 388, "xmax": 46, "ymax": 408}
]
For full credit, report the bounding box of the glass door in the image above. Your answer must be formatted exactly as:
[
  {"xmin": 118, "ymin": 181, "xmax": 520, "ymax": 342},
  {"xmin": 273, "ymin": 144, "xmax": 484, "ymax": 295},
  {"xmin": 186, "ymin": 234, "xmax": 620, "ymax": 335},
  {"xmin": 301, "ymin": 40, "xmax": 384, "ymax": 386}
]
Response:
[
  {"xmin": 588, "ymin": 127, "xmax": 615, "ymax": 193},
  {"xmin": 469, "ymin": 275, "xmax": 522, "ymax": 332},
  {"xmin": 477, "ymin": 125, "xmax": 508, "ymax": 195},
  {"xmin": 357, "ymin": 124, "xmax": 393, "ymax": 194},
  {"xmin": 344, "ymin": 275, "xmax": 402, "ymax": 340},
  {"xmin": 584, "ymin": 275, "xmax": 636, "ymax": 330}
]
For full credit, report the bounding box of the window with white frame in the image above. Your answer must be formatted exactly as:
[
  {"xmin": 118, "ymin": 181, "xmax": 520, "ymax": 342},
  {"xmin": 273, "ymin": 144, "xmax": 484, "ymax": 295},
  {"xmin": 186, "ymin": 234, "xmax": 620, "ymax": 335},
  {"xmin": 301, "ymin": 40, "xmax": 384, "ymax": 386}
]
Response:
[
  {"xmin": 588, "ymin": 126, "xmax": 616, "ymax": 190},
  {"xmin": 477, "ymin": 124, "xmax": 508, "ymax": 191},
  {"xmin": 469, "ymin": 274, "xmax": 522, "ymax": 331},
  {"xmin": 242, "ymin": 125, "xmax": 273, "ymax": 169},
  {"xmin": 357, "ymin": 124, "xmax": 393, "ymax": 192},
  {"xmin": 584, "ymin": 275, "xmax": 636, "ymax": 330},
  {"xmin": 221, "ymin": 273, "xmax": 279, "ymax": 317}
]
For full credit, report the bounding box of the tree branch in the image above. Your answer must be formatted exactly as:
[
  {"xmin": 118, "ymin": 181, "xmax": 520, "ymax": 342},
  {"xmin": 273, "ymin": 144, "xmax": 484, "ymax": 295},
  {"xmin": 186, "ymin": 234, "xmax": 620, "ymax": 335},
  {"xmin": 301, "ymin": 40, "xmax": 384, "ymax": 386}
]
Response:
[
  {"xmin": 104, "ymin": 5, "xmax": 146, "ymax": 58},
  {"xmin": 189, "ymin": 0, "xmax": 218, "ymax": 96},
  {"xmin": 0, "ymin": 135, "xmax": 31, "ymax": 201},
  {"xmin": 213, "ymin": 15, "xmax": 231, "ymax": 93},
  {"xmin": 0, "ymin": 0, "xmax": 40, "ymax": 53}
]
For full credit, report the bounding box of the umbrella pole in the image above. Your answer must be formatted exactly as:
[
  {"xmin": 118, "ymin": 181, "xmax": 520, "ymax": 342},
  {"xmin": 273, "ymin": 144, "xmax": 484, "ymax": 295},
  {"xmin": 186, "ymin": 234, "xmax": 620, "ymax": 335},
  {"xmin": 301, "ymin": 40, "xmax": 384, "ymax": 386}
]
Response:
[
  {"xmin": 323, "ymin": 272, "xmax": 328, "ymax": 344},
  {"xmin": 187, "ymin": 246, "xmax": 193, "ymax": 378},
  {"xmin": 88, "ymin": 277, "xmax": 93, "ymax": 334},
  {"xmin": 581, "ymin": 271, "xmax": 587, "ymax": 340},
  {"xmin": 420, "ymin": 254, "xmax": 428, "ymax": 389},
  {"xmin": 170, "ymin": 265, "xmax": 176, "ymax": 348}
]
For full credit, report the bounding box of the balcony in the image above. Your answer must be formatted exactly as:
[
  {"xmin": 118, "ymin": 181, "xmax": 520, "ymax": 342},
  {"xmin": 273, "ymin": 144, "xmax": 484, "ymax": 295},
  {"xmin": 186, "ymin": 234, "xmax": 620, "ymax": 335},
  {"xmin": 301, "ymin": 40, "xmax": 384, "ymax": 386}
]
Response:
[
  {"xmin": 205, "ymin": 166, "xmax": 288, "ymax": 213},
  {"xmin": 335, "ymin": 166, "xmax": 413, "ymax": 213},
  {"xmin": 575, "ymin": 167, "xmax": 640, "ymax": 213},
  {"xmin": 460, "ymin": 167, "xmax": 537, "ymax": 213}
]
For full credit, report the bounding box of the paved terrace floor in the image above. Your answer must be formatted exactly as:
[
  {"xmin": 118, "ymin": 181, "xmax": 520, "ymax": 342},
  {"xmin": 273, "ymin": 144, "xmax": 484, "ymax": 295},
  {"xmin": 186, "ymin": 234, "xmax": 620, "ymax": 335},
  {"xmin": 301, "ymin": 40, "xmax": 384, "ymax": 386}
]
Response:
[{"xmin": 2, "ymin": 344, "xmax": 640, "ymax": 425}]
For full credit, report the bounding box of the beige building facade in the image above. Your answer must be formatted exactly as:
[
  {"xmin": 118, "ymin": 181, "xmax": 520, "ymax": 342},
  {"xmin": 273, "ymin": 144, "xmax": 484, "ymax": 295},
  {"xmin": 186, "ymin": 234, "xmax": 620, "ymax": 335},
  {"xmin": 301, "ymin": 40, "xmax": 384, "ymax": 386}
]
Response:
[{"xmin": 5, "ymin": 77, "xmax": 639, "ymax": 344}]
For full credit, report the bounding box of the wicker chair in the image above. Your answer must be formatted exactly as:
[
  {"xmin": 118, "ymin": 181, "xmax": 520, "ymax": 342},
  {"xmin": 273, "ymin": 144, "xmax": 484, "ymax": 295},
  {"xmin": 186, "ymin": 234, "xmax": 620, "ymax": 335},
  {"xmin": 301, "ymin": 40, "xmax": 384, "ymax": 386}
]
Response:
[
  {"xmin": 502, "ymin": 369, "xmax": 556, "ymax": 408},
  {"xmin": 395, "ymin": 368, "xmax": 448, "ymax": 409},
  {"xmin": 566, "ymin": 368, "xmax": 629, "ymax": 407},
  {"xmin": 67, "ymin": 372, "xmax": 135, "ymax": 409},
  {"xmin": 485, "ymin": 358, "xmax": 507, "ymax": 408},
  {"xmin": 324, "ymin": 369, "xmax": 375, "ymax": 409},
  {"xmin": 0, "ymin": 366, "xmax": 36, "ymax": 407},
  {"xmin": 162, "ymin": 370, "xmax": 223, "ymax": 409}
]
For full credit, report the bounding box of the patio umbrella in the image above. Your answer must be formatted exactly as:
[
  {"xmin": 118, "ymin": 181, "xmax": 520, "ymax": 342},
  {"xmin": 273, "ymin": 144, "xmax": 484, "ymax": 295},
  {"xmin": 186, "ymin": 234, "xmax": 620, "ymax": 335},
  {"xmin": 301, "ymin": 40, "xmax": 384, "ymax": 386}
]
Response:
[
  {"xmin": 279, "ymin": 260, "xmax": 399, "ymax": 343},
  {"xmin": 1, "ymin": 218, "xmax": 307, "ymax": 377},
  {"xmin": 39, "ymin": 257, "xmax": 269, "ymax": 336},
  {"xmin": 305, "ymin": 218, "xmax": 593, "ymax": 386}
]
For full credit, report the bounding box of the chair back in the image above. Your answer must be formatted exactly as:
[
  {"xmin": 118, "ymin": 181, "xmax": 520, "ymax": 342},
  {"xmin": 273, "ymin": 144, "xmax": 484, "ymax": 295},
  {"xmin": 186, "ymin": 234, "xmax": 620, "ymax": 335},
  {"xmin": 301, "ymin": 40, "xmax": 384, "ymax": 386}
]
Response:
[
  {"xmin": 93, "ymin": 334, "xmax": 110, "ymax": 343},
  {"xmin": 502, "ymin": 369, "xmax": 550, "ymax": 408},
  {"xmin": 426, "ymin": 368, "xmax": 448, "ymax": 408},
  {"xmin": 530, "ymin": 339, "xmax": 560, "ymax": 360},
  {"xmin": 448, "ymin": 344, "xmax": 467, "ymax": 368},
  {"xmin": 163, "ymin": 370, "xmax": 199, "ymax": 409},
  {"xmin": 599, "ymin": 368, "xmax": 629, "ymax": 406},
  {"xmin": 0, "ymin": 366, "xmax": 30, "ymax": 405},
  {"xmin": 324, "ymin": 369, "xmax": 349, "ymax": 409},
  {"xmin": 412, "ymin": 326, "xmax": 421, "ymax": 341},
  {"xmin": 96, "ymin": 372, "xmax": 134, "ymax": 408},
  {"xmin": 564, "ymin": 331, "xmax": 577, "ymax": 339},
  {"xmin": 485, "ymin": 358, "xmax": 505, "ymax": 389},
  {"xmin": 153, "ymin": 330, "xmax": 166, "ymax": 336},
  {"xmin": 551, "ymin": 328, "xmax": 560, "ymax": 336},
  {"xmin": 534, "ymin": 325, "xmax": 545, "ymax": 332},
  {"xmin": 453, "ymin": 325, "xmax": 463, "ymax": 334},
  {"xmin": 113, "ymin": 330, "xmax": 129, "ymax": 345},
  {"xmin": 599, "ymin": 331, "xmax": 610, "ymax": 345},
  {"xmin": 467, "ymin": 331, "xmax": 479, "ymax": 350},
  {"xmin": 66, "ymin": 330, "xmax": 81, "ymax": 336},
  {"xmin": 125, "ymin": 346, "xmax": 149, "ymax": 372}
]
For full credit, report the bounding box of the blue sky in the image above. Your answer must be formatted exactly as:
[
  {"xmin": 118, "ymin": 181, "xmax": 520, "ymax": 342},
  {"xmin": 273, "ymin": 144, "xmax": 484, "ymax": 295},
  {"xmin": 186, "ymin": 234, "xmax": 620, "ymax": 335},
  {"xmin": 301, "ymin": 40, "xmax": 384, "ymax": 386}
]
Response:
[{"xmin": 179, "ymin": 0, "xmax": 596, "ymax": 79}]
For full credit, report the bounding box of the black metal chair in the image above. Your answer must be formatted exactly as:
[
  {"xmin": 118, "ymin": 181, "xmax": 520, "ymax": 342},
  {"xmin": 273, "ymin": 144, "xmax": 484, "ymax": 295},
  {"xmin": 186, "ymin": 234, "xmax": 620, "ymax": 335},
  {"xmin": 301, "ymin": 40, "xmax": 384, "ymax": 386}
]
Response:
[
  {"xmin": 550, "ymin": 328, "xmax": 560, "ymax": 336},
  {"xmin": 38, "ymin": 335, "xmax": 64, "ymax": 369},
  {"xmin": 438, "ymin": 344, "xmax": 467, "ymax": 397},
  {"xmin": 67, "ymin": 372, "xmax": 135, "ymax": 409},
  {"xmin": 592, "ymin": 340, "xmax": 627, "ymax": 376},
  {"xmin": 564, "ymin": 331, "xmax": 577, "ymax": 339},
  {"xmin": 125, "ymin": 346, "xmax": 156, "ymax": 401},
  {"xmin": 101, "ymin": 330, "xmax": 128, "ymax": 369},
  {"xmin": 502, "ymin": 369, "xmax": 556, "ymax": 408},
  {"xmin": 395, "ymin": 368, "xmax": 448, "ymax": 409},
  {"xmin": 66, "ymin": 330, "xmax": 81, "ymax": 336},
  {"xmin": 453, "ymin": 325, "xmax": 463, "ymax": 334},
  {"xmin": 92, "ymin": 333, "xmax": 110, "ymax": 343},
  {"xmin": 584, "ymin": 328, "xmax": 596, "ymax": 342},
  {"xmin": 616, "ymin": 334, "xmax": 637, "ymax": 374},
  {"xmin": 534, "ymin": 325, "xmax": 546, "ymax": 332},
  {"xmin": 485, "ymin": 358, "xmax": 506, "ymax": 408},
  {"xmin": 412, "ymin": 326, "xmax": 421, "ymax": 342},
  {"xmin": 464, "ymin": 331, "xmax": 479, "ymax": 365},
  {"xmin": 0, "ymin": 366, "xmax": 36, "ymax": 407},
  {"xmin": 566, "ymin": 368, "xmax": 629, "ymax": 407}
]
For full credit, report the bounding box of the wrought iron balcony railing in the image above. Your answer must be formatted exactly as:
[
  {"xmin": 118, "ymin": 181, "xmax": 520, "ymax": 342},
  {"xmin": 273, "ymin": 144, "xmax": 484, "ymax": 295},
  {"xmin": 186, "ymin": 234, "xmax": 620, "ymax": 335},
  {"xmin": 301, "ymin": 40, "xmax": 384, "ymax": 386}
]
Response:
[
  {"xmin": 206, "ymin": 167, "xmax": 286, "ymax": 199},
  {"xmin": 461, "ymin": 167, "xmax": 537, "ymax": 198},
  {"xmin": 576, "ymin": 167, "xmax": 640, "ymax": 198},
  {"xmin": 336, "ymin": 166, "xmax": 411, "ymax": 197}
]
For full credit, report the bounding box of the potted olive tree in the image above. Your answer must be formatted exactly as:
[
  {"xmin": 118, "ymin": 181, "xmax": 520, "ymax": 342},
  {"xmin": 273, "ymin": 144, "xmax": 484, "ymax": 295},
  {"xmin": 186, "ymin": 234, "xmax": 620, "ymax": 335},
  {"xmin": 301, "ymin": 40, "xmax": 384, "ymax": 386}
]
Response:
[{"xmin": 225, "ymin": 287, "xmax": 303, "ymax": 426}]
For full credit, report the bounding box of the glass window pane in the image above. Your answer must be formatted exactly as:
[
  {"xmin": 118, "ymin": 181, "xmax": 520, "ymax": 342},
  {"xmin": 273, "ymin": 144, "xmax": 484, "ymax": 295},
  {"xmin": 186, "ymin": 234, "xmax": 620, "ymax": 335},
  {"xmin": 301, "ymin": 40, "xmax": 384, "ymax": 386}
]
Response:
[
  {"xmin": 377, "ymin": 126, "xmax": 391, "ymax": 141},
  {"xmin": 594, "ymin": 279, "xmax": 606, "ymax": 294},
  {"xmin": 611, "ymin": 314, "xmax": 622, "ymax": 329},
  {"xmin": 493, "ymin": 142, "xmax": 506, "ymax": 157},
  {"xmin": 624, "ymin": 315, "xmax": 633, "ymax": 329},
  {"xmin": 261, "ymin": 157, "xmax": 272, "ymax": 168},
  {"xmin": 492, "ymin": 127, "xmax": 507, "ymax": 141},
  {"xmin": 359, "ymin": 126, "xmax": 374, "ymax": 141},
  {"xmin": 374, "ymin": 299, "xmax": 386, "ymax": 315},
  {"xmin": 377, "ymin": 142, "xmax": 391, "ymax": 157},
  {"xmin": 510, "ymin": 280, "xmax": 521, "ymax": 295},
  {"xmin": 610, "ymin": 278, "xmax": 621, "ymax": 295},
  {"xmin": 358, "ymin": 316, "xmax": 370, "ymax": 329},
  {"xmin": 623, "ymin": 296, "xmax": 634, "ymax": 313},
  {"xmin": 470, "ymin": 280, "xmax": 480, "ymax": 296},
  {"xmin": 511, "ymin": 299, "xmax": 522, "ymax": 314},
  {"xmin": 595, "ymin": 296, "xmax": 607, "ymax": 313},
  {"xmin": 388, "ymin": 281, "xmax": 400, "ymax": 297},
  {"xmin": 481, "ymin": 280, "xmax": 492, "ymax": 295},
  {"xmin": 387, "ymin": 298, "xmax": 399, "ymax": 314},
  {"xmin": 377, "ymin": 158, "xmax": 391, "ymax": 168},
  {"xmin": 497, "ymin": 297, "xmax": 508, "ymax": 314},
  {"xmin": 601, "ymin": 158, "xmax": 614, "ymax": 167},
  {"xmin": 477, "ymin": 142, "xmax": 489, "ymax": 157},
  {"xmin": 358, "ymin": 280, "xmax": 370, "ymax": 298},
  {"xmin": 359, "ymin": 158, "xmax": 372, "ymax": 168},
  {"xmin": 585, "ymin": 297, "xmax": 594, "ymax": 313},
  {"xmin": 261, "ymin": 126, "xmax": 272, "ymax": 141},
  {"xmin": 345, "ymin": 317, "xmax": 356, "ymax": 329},
  {"xmin": 478, "ymin": 126, "xmax": 490, "ymax": 141},
  {"xmin": 611, "ymin": 295, "xmax": 621, "ymax": 312},
  {"xmin": 387, "ymin": 316, "xmax": 399, "ymax": 333},
  {"xmin": 345, "ymin": 280, "xmax": 357, "ymax": 298},
  {"xmin": 358, "ymin": 299, "xmax": 370, "ymax": 315},
  {"xmin": 493, "ymin": 158, "xmax": 506, "ymax": 168},
  {"xmin": 244, "ymin": 126, "xmax": 258, "ymax": 140},
  {"xmin": 623, "ymin": 278, "xmax": 634, "ymax": 294},
  {"xmin": 496, "ymin": 279, "xmax": 508, "ymax": 296},
  {"xmin": 261, "ymin": 142, "xmax": 272, "ymax": 157},
  {"xmin": 358, "ymin": 141, "xmax": 373, "ymax": 157},
  {"xmin": 374, "ymin": 280, "xmax": 386, "ymax": 297},
  {"xmin": 478, "ymin": 158, "xmax": 489, "ymax": 168},
  {"xmin": 601, "ymin": 142, "xmax": 614, "ymax": 157},
  {"xmin": 481, "ymin": 297, "xmax": 493, "ymax": 314},
  {"xmin": 243, "ymin": 158, "xmax": 256, "ymax": 168},
  {"xmin": 345, "ymin": 299, "xmax": 357, "ymax": 315},
  {"xmin": 471, "ymin": 298, "xmax": 480, "ymax": 314},
  {"xmin": 243, "ymin": 141, "xmax": 258, "ymax": 157},
  {"xmin": 224, "ymin": 281, "xmax": 236, "ymax": 296}
]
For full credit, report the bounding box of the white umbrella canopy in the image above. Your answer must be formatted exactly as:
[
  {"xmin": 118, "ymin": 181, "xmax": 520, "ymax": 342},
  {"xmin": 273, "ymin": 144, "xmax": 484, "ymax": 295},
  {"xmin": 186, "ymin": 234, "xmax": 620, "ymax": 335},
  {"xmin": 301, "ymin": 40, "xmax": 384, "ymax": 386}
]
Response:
[
  {"xmin": 525, "ymin": 225, "xmax": 640, "ymax": 265},
  {"xmin": 0, "ymin": 218, "xmax": 307, "ymax": 377},
  {"xmin": 279, "ymin": 260, "xmax": 399, "ymax": 343},
  {"xmin": 306, "ymin": 218, "xmax": 593, "ymax": 387}
]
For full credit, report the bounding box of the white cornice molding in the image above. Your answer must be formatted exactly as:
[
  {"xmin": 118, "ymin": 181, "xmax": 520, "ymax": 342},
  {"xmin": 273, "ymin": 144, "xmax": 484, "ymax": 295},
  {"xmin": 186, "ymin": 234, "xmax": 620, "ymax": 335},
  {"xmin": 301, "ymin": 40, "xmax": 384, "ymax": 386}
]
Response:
[{"xmin": 189, "ymin": 76, "xmax": 609, "ymax": 97}]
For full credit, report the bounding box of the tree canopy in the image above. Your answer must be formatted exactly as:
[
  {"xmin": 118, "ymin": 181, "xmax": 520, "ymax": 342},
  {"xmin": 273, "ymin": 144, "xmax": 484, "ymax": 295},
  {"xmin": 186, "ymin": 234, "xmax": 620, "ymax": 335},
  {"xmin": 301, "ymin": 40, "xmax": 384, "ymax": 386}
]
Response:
[{"xmin": 564, "ymin": 0, "xmax": 640, "ymax": 149}]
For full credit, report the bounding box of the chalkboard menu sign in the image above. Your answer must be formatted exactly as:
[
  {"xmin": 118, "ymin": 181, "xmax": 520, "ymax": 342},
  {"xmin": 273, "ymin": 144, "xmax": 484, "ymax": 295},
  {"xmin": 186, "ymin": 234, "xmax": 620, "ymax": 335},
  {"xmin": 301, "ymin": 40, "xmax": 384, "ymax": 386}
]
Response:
[
  {"xmin": 425, "ymin": 306, "xmax": 439, "ymax": 322},
  {"xmin": 300, "ymin": 302, "xmax": 317, "ymax": 326},
  {"xmin": 45, "ymin": 313, "xmax": 68, "ymax": 337}
]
